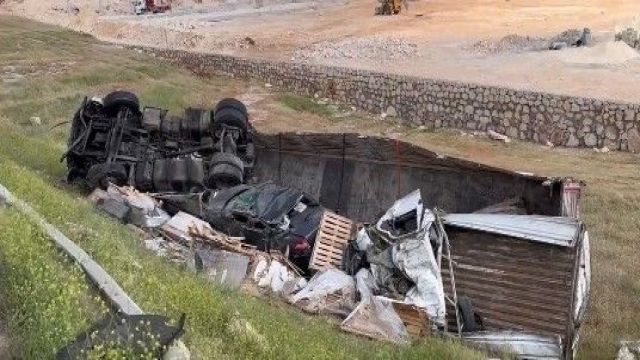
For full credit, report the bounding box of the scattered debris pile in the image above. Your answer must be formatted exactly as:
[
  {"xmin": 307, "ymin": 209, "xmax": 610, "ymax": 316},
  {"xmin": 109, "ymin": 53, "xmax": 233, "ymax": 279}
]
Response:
[
  {"xmin": 64, "ymin": 92, "xmax": 592, "ymax": 359},
  {"xmin": 469, "ymin": 28, "xmax": 593, "ymax": 54},
  {"xmin": 616, "ymin": 27, "xmax": 640, "ymax": 49},
  {"xmin": 548, "ymin": 28, "xmax": 591, "ymax": 50}
]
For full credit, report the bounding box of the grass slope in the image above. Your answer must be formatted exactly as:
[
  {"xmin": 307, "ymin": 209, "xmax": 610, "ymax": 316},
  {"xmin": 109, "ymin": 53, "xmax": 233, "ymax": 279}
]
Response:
[{"xmin": 0, "ymin": 16, "xmax": 481, "ymax": 359}]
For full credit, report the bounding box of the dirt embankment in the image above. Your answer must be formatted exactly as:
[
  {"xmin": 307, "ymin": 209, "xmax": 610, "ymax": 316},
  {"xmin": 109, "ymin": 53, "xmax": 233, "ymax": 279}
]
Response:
[{"xmin": 3, "ymin": 0, "xmax": 640, "ymax": 102}]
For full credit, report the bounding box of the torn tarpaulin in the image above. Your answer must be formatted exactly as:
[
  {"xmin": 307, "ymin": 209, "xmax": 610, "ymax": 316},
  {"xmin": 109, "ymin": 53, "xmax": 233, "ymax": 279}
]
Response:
[
  {"xmin": 341, "ymin": 295, "xmax": 409, "ymax": 344},
  {"xmin": 344, "ymin": 268, "xmax": 410, "ymax": 343}
]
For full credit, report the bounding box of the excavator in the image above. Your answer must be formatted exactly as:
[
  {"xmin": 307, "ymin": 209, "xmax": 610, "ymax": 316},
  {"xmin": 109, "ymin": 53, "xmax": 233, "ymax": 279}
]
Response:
[{"xmin": 375, "ymin": 0, "xmax": 403, "ymax": 15}]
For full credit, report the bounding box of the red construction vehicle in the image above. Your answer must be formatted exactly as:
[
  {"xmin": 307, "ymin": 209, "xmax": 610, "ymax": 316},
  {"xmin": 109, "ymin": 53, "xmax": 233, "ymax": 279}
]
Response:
[{"xmin": 134, "ymin": 0, "xmax": 171, "ymax": 15}]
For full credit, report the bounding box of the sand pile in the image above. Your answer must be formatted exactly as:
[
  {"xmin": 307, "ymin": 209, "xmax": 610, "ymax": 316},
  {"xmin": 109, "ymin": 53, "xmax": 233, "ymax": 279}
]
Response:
[{"xmin": 558, "ymin": 41, "xmax": 640, "ymax": 65}]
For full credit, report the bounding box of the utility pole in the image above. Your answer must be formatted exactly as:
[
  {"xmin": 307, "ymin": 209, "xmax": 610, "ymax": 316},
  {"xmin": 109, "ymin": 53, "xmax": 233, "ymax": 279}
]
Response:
[{"xmin": 97, "ymin": 0, "xmax": 103, "ymax": 14}]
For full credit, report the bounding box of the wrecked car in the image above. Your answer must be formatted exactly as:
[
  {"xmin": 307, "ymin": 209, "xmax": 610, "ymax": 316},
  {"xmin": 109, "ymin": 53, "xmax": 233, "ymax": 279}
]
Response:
[{"xmin": 202, "ymin": 182, "xmax": 325, "ymax": 270}]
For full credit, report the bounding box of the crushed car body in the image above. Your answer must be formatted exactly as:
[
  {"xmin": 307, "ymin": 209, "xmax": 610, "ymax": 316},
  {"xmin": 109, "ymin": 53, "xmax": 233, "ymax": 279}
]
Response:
[{"xmin": 62, "ymin": 92, "xmax": 591, "ymax": 359}]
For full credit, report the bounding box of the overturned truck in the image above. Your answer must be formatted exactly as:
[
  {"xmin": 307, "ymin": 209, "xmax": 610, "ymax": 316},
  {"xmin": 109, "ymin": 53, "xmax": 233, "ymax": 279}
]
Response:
[{"xmin": 63, "ymin": 92, "xmax": 590, "ymax": 359}]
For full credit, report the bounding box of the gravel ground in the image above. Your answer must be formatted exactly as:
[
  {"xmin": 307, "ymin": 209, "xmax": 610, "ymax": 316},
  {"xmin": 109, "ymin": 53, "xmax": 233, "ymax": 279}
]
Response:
[{"xmin": 292, "ymin": 36, "xmax": 419, "ymax": 63}]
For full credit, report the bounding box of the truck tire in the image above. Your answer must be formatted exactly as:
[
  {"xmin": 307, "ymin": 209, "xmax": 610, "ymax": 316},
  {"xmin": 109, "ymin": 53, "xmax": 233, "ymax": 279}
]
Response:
[
  {"xmin": 212, "ymin": 107, "xmax": 248, "ymax": 135},
  {"xmin": 206, "ymin": 152, "xmax": 244, "ymax": 188},
  {"xmin": 214, "ymin": 98, "xmax": 247, "ymax": 117},
  {"xmin": 183, "ymin": 108, "xmax": 211, "ymax": 140},
  {"xmin": 103, "ymin": 91, "xmax": 140, "ymax": 115},
  {"xmin": 457, "ymin": 296, "xmax": 481, "ymax": 332},
  {"xmin": 208, "ymin": 163, "xmax": 244, "ymax": 188},
  {"xmin": 87, "ymin": 163, "xmax": 127, "ymax": 189}
]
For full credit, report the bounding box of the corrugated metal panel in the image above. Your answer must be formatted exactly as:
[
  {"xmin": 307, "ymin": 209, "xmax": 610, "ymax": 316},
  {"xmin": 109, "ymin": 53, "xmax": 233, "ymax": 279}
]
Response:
[
  {"xmin": 463, "ymin": 331, "xmax": 563, "ymax": 359},
  {"xmin": 443, "ymin": 214, "xmax": 581, "ymax": 247},
  {"xmin": 442, "ymin": 228, "xmax": 576, "ymax": 341}
]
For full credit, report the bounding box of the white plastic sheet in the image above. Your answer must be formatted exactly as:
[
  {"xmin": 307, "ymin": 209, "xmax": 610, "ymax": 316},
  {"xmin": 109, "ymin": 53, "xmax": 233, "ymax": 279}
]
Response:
[
  {"xmin": 355, "ymin": 228, "xmax": 373, "ymax": 251},
  {"xmin": 289, "ymin": 268, "xmax": 356, "ymax": 315},
  {"xmin": 393, "ymin": 235, "xmax": 446, "ymax": 326},
  {"xmin": 341, "ymin": 296, "xmax": 409, "ymax": 344},
  {"xmin": 255, "ymin": 259, "xmax": 294, "ymax": 293}
]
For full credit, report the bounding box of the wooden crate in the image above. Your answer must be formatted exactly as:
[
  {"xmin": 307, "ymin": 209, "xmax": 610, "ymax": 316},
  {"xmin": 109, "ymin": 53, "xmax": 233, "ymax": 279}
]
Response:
[{"xmin": 309, "ymin": 211, "xmax": 354, "ymax": 271}]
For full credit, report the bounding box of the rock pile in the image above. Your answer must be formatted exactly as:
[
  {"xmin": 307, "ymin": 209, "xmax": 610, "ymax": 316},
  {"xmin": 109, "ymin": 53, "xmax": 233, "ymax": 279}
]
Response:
[
  {"xmin": 468, "ymin": 28, "xmax": 592, "ymax": 55},
  {"xmin": 469, "ymin": 34, "xmax": 547, "ymax": 55},
  {"xmin": 293, "ymin": 36, "xmax": 419, "ymax": 63}
]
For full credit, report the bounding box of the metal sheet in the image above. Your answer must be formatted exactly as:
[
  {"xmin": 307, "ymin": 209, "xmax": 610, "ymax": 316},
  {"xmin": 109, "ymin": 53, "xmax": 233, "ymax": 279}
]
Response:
[
  {"xmin": 195, "ymin": 249, "xmax": 250, "ymax": 289},
  {"xmin": 443, "ymin": 214, "xmax": 581, "ymax": 247},
  {"xmin": 463, "ymin": 331, "xmax": 563, "ymax": 359}
]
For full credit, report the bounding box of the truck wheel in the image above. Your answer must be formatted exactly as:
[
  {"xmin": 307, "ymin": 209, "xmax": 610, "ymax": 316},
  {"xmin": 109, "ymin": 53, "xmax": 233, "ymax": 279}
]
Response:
[
  {"xmin": 206, "ymin": 152, "xmax": 244, "ymax": 188},
  {"xmin": 214, "ymin": 98, "xmax": 247, "ymax": 117},
  {"xmin": 103, "ymin": 91, "xmax": 140, "ymax": 115},
  {"xmin": 87, "ymin": 163, "xmax": 128, "ymax": 189},
  {"xmin": 212, "ymin": 107, "xmax": 248, "ymax": 134},
  {"xmin": 208, "ymin": 163, "xmax": 244, "ymax": 188},
  {"xmin": 457, "ymin": 296, "xmax": 481, "ymax": 332}
]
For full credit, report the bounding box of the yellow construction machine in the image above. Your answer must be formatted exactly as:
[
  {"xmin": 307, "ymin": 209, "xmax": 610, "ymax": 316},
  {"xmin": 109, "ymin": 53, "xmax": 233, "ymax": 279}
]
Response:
[{"xmin": 375, "ymin": 0, "xmax": 403, "ymax": 15}]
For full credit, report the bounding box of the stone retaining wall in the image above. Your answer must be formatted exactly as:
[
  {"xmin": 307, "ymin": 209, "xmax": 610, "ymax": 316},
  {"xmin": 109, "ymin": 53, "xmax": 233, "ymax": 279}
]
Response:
[{"xmin": 146, "ymin": 47, "xmax": 640, "ymax": 151}]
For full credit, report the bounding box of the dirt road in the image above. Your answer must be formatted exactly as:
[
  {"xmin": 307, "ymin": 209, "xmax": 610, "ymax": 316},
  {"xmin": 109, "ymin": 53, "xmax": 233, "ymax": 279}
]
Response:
[{"xmin": 2, "ymin": 0, "xmax": 640, "ymax": 102}]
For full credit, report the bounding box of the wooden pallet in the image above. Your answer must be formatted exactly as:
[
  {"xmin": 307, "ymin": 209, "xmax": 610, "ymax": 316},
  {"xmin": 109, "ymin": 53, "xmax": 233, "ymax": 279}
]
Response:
[
  {"xmin": 309, "ymin": 211, "xmax": 354, "ymax": 271},
  {"xmin": 391, "ymin": 301, "xmax": 430, "ymax": 339}
]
